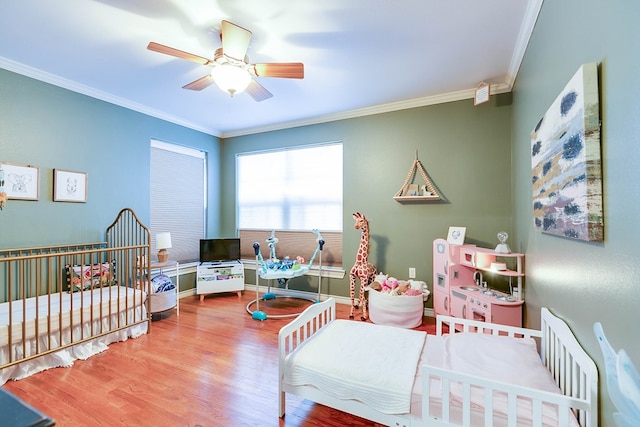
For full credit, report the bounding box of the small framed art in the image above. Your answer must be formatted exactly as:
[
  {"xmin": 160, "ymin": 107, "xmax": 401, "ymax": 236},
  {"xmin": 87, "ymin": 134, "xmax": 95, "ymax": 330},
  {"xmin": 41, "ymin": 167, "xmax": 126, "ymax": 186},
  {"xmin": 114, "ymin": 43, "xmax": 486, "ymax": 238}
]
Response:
[
  {"xmin": 474, "ymin": 82, "xmax": 490, "ymax": 105},
  {"xmin": 0, "ymin": 162, "xmax": 40, "ymax": 200},
  {"xmin": 447, "ymin": 226, "xmax": 466, "ymax": 245},
  {"xmin": 54, "ymin": 169, "xmax": 87, "ymax": 202}
]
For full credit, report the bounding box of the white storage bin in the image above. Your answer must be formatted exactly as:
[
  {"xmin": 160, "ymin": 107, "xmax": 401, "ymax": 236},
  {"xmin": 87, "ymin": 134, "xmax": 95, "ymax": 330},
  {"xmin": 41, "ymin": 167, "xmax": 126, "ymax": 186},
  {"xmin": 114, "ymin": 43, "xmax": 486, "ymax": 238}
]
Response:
[
  {"xmin": 368, "ymin": 289, "xmax": 426, "ymax": 328},
  {"xmin": 150, "ymin": 291, "xmax": 177, "ymax": 313}
]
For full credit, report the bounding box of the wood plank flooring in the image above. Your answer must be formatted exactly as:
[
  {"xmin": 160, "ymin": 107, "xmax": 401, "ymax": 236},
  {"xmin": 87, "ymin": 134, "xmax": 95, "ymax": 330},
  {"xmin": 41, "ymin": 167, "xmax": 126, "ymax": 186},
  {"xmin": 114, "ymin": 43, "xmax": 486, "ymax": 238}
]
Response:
[{"xmin": 2, "ymin": 292, "xmax": 435, "ymax": 427}]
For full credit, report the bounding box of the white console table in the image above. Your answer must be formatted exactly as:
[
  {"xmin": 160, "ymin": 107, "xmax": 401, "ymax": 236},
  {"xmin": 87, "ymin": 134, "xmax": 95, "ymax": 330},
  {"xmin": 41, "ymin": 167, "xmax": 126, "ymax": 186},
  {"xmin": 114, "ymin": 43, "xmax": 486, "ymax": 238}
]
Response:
[{"xmin": 197, "ymin": 261, "xmax": 244, "ymax": 301}]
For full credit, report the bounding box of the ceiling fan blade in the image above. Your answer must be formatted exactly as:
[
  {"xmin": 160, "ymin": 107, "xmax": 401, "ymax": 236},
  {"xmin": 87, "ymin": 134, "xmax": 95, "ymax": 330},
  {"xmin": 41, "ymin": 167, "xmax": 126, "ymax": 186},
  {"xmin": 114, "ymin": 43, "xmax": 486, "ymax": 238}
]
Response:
[
  {"xmin": 221, "ymin": 20, "xmax": 252, "ymax": 62},
  {"xmin": 254, "ymin": 63, "xmax": 304, "ymax": 79},
  {"xmin": 147, "ymin": 42, "xmax": 212, "ymax": 65},
  {"xmin": 245, "ymin": 79, "xmax": 273, "ymax": 102},
  {"xmin": 182, "ymin": 75, "xmax": 215, "ymax": 91}
]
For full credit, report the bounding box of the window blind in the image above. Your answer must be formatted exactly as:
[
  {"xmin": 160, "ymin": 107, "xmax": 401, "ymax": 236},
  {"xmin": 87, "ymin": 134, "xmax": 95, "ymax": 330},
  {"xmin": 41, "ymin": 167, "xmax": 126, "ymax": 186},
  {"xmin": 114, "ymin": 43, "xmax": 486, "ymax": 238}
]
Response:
[{"xmin": 150, "ymin": 140, "xmax": 205, "ymax": 263}]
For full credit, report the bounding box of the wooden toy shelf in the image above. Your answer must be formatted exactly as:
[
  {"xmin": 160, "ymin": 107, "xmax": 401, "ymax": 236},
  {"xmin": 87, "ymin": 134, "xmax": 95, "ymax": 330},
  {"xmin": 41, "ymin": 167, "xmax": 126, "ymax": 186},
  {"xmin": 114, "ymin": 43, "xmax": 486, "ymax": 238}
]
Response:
[{"xmin": 393, "ymin": 154, "xmax": 441, "ymax": 201}]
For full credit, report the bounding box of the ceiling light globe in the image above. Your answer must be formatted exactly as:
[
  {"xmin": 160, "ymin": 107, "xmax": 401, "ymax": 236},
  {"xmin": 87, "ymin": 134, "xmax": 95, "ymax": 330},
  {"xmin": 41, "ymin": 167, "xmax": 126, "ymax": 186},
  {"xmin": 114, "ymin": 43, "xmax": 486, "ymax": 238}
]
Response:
[{"xmin": 211, "ymin": 64, "xmax": 251, "ymax": 97}]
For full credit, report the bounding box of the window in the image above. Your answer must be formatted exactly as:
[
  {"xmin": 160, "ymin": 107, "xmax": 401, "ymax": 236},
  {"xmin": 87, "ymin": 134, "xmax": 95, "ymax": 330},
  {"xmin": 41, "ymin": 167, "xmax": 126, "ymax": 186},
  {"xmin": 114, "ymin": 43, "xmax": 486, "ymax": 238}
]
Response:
[
  {"xmin": 237, "ymin": 142, "xmax": 343, "ymax": 266},
  {"xmin": 150, "ymin": 140, "xmax": 206, "ymax": 263}
]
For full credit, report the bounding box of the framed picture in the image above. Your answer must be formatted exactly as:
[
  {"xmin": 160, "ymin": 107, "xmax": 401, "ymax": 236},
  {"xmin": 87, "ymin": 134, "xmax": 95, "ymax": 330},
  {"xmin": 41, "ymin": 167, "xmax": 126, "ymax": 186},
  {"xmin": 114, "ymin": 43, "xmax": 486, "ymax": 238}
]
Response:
[
  {"xmin": 447, "ymin": 226, "xmax": 466, "ymax": 245},
  {"xmin": 474, "ymin": 82, "xmax": 490, "ymax": 105},
  {"xmin": 54, "ymin": 169, "xmax": 87, "ymax": 202},
  {"xmin": 0, "ymin": 162, "xmax": 40, "ymax": 200}
]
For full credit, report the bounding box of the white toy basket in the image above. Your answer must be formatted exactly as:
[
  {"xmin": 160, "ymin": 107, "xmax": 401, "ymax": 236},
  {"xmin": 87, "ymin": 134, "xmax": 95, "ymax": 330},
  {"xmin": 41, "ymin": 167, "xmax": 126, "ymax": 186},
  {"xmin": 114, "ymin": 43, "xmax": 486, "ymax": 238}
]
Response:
[{"xmin": 368, "ymin": 287, "xmax": 429, "ymax": 328}]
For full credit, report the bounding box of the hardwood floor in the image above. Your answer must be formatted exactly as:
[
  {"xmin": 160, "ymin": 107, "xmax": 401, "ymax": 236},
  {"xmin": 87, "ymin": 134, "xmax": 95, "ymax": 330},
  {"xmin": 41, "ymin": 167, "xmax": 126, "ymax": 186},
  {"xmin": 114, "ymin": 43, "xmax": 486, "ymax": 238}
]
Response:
[{"xmin": 2, "ymin": 292, "xmax": 435, "ymax": 427}]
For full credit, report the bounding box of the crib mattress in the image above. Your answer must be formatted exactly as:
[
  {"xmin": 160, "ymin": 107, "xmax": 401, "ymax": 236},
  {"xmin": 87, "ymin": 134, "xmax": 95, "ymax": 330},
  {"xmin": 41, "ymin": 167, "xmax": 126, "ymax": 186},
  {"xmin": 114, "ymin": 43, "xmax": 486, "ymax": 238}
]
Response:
[
  {"xmin": 1, "ymin": 286, "xmax": 148, "ymax": 385},
  {"xmin": 0, "ymin": 286, "xmax": 147, "ymax": 346}
]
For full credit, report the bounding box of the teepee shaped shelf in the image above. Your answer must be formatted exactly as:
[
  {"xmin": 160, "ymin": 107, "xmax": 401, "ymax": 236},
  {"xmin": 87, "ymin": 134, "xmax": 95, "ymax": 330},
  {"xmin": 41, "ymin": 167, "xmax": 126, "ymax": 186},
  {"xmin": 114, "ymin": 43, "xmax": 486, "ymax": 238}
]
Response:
[{"xmin": 394, "ymin": 155, "xmax": 441, "ymax": 202}]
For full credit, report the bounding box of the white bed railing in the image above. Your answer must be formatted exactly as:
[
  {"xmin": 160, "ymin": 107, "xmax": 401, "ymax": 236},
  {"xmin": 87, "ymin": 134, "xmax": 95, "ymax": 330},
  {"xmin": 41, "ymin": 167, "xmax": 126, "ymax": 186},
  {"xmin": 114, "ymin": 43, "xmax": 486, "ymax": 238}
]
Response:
[
  {"xmin": 540, "ymin": 308, "xmax": 598, "ymax": 427},
  {"xmin": 278, "ymin": 300, "xmax": 598, "ymax": 427},
  {"xmin": 436, "ymin": 314, "xmax": 543, "ymax": 339},
  {"xmin": 429, "ymin": 311, "xmax": 598, "ymax": 427},
  {"xmin": 278, "ymin": 297, "xmax": 336, "ymax": 416}
]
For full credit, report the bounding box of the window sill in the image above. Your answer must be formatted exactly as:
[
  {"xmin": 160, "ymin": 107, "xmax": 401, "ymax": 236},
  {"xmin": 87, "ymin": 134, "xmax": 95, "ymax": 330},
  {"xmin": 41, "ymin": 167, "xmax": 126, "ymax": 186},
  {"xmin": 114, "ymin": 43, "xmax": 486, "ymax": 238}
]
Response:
[{"xmin": 241, "ymin": 259, "xmax": 345, "ymax": 279}]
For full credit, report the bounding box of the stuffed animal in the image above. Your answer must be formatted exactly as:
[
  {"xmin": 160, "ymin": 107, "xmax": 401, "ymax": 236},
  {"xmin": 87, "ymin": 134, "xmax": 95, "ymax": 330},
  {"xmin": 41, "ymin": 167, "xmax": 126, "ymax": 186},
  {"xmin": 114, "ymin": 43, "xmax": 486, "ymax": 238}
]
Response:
[
  {"xmin": 408, "ymin": 280, "xmax": 427, "ymax": 293},
  {"xmin": 381, "ymin": 277, "xmax": 400, "ymax": 295},
  {"xmin": 367, "ymin": 273, "xmax": 388, "ymax": 292},
  {"xmin": 396, "ymin": 281, "xmax": 411, "ymax": 295}
]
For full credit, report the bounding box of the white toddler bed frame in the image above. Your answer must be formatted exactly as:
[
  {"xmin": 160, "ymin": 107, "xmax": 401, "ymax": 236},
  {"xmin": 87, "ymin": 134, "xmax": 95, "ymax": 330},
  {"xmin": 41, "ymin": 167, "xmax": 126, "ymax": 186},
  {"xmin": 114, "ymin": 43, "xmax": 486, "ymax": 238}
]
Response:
[
  {"xmin": 278, "ymin": 298, "xmax": 598, "ymax": 427},
  {"xmin": 0, "ymin": 208, "xmax": 151, "ymax": 385}
]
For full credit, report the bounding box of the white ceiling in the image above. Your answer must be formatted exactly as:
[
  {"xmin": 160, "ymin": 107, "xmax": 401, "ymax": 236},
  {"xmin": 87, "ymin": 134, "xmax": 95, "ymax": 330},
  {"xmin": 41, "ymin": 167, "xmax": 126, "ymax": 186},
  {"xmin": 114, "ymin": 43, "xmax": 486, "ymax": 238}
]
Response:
[{"xmin": 0, "ymin": 0, "xmax": 542, "ymax": 138}]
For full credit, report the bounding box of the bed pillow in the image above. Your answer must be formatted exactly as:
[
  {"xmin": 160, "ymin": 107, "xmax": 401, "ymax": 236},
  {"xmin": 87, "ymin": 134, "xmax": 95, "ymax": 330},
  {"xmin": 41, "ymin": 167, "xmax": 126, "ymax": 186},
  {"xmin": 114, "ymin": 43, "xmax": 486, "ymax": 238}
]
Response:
[{"xmin": 65, "ymin": 260, "xmax": 116, "ymax": 292}]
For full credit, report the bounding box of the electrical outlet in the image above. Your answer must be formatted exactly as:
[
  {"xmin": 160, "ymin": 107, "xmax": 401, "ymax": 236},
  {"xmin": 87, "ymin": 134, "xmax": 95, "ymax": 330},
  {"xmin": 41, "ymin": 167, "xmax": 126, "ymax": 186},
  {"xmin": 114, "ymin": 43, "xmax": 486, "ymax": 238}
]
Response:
[{"xmin": 409, "ymin": 267, "xmax": 416, "ymax": 279}]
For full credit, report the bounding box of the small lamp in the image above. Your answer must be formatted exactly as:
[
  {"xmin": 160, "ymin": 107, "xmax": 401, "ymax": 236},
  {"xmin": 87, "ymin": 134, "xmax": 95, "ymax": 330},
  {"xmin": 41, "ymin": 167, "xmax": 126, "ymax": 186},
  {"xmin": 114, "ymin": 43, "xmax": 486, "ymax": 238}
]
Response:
[
  {"xmin": 156, "ymin": 232, "xmax": 172, "ymax": 263},
  {"xmin": 495, "ymin": 231, "xmax": 511, "ymax": 254}
]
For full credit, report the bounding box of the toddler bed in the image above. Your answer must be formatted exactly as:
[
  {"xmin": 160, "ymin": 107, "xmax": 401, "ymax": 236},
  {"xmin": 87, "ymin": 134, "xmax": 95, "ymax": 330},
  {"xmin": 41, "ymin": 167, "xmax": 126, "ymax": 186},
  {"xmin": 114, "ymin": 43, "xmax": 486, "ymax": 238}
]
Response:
[
  {"xmin": 278, "ymin": 298, "xmax": 598, "ymax": 427},
  {"xmin": 0, "ymin": 208, "xmax": 151, "ymax": 385}
]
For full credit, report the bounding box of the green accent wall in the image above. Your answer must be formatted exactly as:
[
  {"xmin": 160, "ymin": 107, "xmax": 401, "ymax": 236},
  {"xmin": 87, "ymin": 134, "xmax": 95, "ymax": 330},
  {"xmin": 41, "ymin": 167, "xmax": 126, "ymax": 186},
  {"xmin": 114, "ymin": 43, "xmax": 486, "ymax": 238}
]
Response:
[
  {"xmin": 512, "ymin": 1, "xmax": 640, "ymax": 425},
  {"xmin": 221, "ymin": 97, "xmax": 513, "ymax": 297},
  {"xmin": 0, "ymin": 68, "xmax": 220, "ymax": 247}
]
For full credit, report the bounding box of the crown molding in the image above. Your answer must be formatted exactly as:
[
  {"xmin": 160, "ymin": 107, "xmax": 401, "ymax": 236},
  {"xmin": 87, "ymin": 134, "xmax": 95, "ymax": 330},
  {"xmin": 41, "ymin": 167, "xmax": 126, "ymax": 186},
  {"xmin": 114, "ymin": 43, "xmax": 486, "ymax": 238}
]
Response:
[
  {"xmin": 1, "ymin": 54, "xmax": 515, "ymax": 140},
  {"xmin": 221, "ymin": 81, "xmax": 512, "ymax": 138},
  {"xmin": 0, "ymin": 56, "xmax": 221, "ymax": 137}
]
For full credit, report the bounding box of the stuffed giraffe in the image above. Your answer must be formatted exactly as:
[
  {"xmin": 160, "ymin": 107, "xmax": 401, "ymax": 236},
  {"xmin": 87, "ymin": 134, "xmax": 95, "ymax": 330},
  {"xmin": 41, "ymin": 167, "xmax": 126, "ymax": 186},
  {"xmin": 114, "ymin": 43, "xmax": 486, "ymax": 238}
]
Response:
[{"xmin": 349, "ymin": 212, "xmax": 377, "ymax": 320}]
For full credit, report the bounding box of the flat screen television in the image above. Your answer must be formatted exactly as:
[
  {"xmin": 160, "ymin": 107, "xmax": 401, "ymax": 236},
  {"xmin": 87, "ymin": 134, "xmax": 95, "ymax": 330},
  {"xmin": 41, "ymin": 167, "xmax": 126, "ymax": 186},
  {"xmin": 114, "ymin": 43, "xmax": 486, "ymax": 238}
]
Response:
[{"xmin": 199, "ymin": 238, "xmax": 241, "ymax": 263}]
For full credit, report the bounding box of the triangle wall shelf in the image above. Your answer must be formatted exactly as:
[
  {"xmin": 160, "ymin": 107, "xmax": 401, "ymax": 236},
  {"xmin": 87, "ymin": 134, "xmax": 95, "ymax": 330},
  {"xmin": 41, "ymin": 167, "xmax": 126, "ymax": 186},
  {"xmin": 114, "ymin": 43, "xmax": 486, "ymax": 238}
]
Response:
[{"xmin": 393, "ymin": 154, "xmax": 441, "ymax": 202}]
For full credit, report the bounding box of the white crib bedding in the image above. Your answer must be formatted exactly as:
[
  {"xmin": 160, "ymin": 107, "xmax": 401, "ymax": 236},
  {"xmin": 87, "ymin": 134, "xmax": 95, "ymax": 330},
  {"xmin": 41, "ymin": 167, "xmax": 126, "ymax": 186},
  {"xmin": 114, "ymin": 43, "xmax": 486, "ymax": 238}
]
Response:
[
  {"xmin": 0, "ymin": 286, "xmax": 148, "ymax": 385},
  {"xmin": 285, "ymin": 321, "xmax": 578, "ymax": 427},
  {"xmin": 421, "ymin": 334, "xmax": 578, "ymax": 427},
  {"xmin": 284, "ymin": 319, "xmax": 427, "ymax": 414}
]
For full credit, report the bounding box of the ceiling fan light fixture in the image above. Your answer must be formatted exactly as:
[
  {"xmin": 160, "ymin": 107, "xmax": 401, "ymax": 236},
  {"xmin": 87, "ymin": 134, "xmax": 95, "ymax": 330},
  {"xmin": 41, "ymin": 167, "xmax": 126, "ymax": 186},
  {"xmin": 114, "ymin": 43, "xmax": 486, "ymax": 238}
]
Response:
[{"xmin": 211, "ymin": 63, "xmax": 251, "ymax": 97}]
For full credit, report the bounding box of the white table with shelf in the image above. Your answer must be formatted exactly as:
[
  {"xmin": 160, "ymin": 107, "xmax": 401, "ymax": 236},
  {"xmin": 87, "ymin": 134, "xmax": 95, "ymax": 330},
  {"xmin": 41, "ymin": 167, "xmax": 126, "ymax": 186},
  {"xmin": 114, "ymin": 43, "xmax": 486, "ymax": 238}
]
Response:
[{"xmin": 197, "ymin": 261, "xmax": 244, "ymax": 301}]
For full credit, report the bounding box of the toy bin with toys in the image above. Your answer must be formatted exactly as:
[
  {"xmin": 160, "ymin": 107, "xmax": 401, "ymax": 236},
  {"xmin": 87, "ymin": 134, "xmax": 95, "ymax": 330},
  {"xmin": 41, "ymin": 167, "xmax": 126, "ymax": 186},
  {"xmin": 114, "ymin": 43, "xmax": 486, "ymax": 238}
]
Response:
[{"xmin": 367, "ymin": 274, "xmax": 430, "ymax": 328}]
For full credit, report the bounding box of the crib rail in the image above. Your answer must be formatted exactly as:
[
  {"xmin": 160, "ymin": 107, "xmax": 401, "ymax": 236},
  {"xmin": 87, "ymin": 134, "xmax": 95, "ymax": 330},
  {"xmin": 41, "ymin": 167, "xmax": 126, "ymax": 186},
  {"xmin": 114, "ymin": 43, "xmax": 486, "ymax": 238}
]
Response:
[
  {"xmin": 0, "ymin": 208, "xmax": 151, "ymax": 372},
  {"xmin": 432, "ymin": 311, "xmax": 598, "ymax": 427},
  {"xmin": 278, "ymin": 297, "xmax": 336, "ymax": 416},
  {"xmin": 540, "ymin": 308, "xmax": 598, "ymax": 427},
  {"xmin": 423, "ymin": 366, "xmax": 591, "ymax": 427}
]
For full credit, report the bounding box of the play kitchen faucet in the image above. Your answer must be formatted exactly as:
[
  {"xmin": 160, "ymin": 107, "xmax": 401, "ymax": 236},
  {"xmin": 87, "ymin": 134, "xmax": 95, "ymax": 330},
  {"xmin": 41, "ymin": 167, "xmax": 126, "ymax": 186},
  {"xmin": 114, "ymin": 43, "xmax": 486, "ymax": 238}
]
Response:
[{"xmin": 473, "ymin": 270, "xmax": 487, "ymax": 288}]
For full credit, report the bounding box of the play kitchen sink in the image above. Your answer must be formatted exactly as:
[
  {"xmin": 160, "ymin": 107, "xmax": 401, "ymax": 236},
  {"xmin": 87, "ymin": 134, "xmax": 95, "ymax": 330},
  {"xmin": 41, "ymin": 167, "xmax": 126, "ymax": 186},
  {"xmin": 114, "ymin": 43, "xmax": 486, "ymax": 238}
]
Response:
[{"xmin": 451, "ymin": 284, "xmax": 523, "ymax": 327}]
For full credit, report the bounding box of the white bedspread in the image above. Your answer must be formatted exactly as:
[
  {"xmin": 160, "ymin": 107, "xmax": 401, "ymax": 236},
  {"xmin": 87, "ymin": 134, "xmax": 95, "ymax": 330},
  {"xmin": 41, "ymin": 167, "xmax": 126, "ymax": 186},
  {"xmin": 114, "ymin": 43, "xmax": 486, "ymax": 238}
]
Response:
[
  {"xmin": 284, "ymin": 319, "xmax": 426, "ymax": 414},
  {"xmin": 1, "ymin": 286, "xmax": 148, "ymax": 385}
]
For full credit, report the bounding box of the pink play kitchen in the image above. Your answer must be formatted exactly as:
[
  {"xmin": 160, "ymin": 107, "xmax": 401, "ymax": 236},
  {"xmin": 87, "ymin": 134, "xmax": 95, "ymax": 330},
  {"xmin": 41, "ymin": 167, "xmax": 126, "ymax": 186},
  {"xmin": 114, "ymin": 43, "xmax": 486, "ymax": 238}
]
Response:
[{"xmin": 432, "ymin": 237, "xmax": 524, "ymax": 327}]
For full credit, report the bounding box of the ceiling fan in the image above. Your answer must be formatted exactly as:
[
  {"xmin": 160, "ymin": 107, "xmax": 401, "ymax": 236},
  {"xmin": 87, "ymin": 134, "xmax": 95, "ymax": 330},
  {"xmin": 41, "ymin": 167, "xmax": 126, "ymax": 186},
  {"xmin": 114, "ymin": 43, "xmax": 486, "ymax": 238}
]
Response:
[{"xmin": 147, "ymin": 20, "xmax": 304, "ymax": 101}]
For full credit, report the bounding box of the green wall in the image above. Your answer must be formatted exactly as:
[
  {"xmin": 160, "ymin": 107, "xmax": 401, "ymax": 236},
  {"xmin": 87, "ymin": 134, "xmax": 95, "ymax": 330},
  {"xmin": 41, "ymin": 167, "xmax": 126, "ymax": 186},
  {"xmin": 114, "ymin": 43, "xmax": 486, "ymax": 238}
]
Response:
[
  {"xmin": 0, "ymin": 68, "xmax": 220, "ymax": 248},
  {"xmin": 221, "ymin": 97, "xmax": 513, "ymax": 301},
  {"xmin": 512, "ymin": 1, "xmax": 640, "ymax": 425}
]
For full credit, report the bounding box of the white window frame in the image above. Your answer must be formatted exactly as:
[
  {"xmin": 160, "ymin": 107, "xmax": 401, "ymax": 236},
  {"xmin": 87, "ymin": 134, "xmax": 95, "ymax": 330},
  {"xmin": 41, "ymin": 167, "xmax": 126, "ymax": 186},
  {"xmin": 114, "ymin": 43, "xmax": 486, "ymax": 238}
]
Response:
[{"xmin": 236, "ymin": 142, "xmax": 343, "ymax": 268}]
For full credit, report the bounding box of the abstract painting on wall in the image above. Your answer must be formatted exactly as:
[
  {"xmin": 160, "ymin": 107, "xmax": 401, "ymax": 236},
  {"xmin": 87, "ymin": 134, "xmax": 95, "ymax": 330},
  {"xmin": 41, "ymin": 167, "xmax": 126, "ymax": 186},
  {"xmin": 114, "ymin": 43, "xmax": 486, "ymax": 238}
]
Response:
[{"xmin": 531, "ymin": 62, "xmax": 603, "ymax": 242}]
